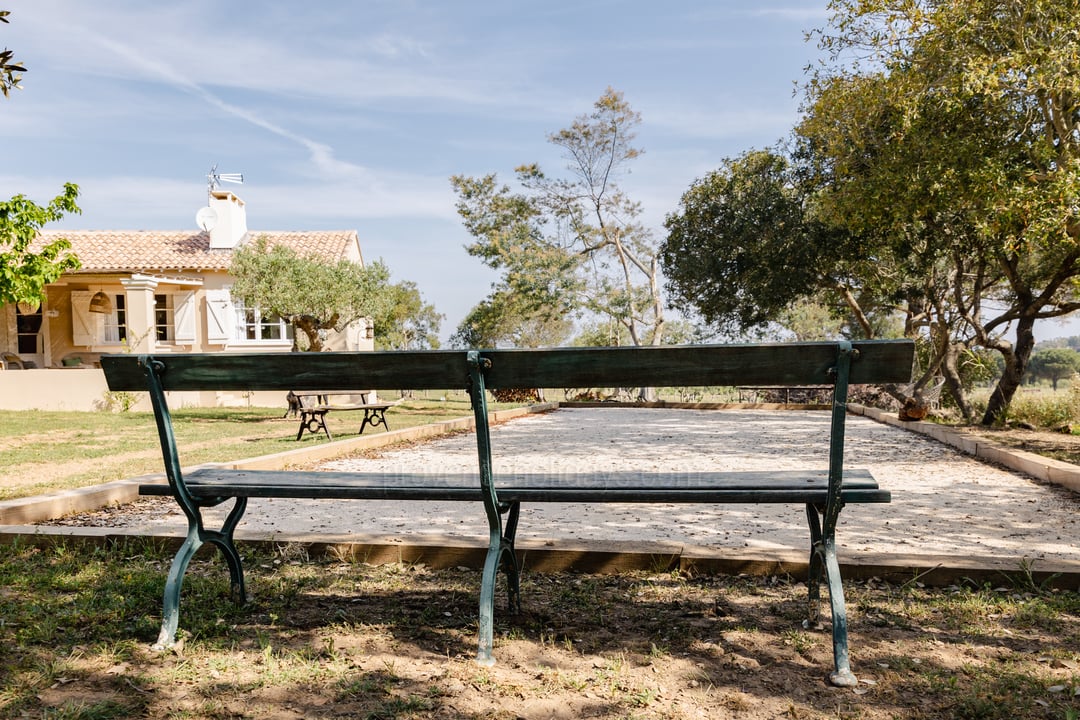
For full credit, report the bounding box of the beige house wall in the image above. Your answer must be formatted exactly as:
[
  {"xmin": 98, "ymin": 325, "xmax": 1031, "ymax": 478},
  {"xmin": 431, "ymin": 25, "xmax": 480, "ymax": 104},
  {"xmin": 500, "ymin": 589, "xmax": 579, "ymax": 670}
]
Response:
[
  {"xmin": 0, "ymin": 367, "xmax": 294, "ymax": 412},
  {"xmin": 0, "ymin": 271, "xmax": 374, "ymax": 410}
]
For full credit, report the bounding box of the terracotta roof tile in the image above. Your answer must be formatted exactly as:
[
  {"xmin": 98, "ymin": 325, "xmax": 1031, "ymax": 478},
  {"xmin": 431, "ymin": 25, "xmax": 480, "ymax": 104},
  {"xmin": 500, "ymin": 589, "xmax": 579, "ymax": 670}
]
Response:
[{"xmin": 35, "ymin": 230, "xmax": 360, "ymax": 273}]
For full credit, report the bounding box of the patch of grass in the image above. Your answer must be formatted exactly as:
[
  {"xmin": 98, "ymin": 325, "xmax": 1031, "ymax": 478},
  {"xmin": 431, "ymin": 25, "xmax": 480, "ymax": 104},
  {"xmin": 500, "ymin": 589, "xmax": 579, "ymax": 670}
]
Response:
[{"xmin": 0, "ymin": 394, "xmax": 515, "ymax": 500}]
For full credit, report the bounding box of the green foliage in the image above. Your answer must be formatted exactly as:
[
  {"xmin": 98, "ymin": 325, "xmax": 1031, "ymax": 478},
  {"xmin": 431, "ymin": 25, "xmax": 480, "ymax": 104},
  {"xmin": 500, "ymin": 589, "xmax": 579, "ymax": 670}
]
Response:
[
  {"xmin": 0, "ymin": 184, "xmax": 82, "ymax": 306},
  {"xmin": 230, "ymin": 236, "xmax": 393, "ymax": 351},
  {"xmin": 664, "ymin": 0, "xmax": 1080, "ymax": 420},
  {"xmin": 0, "ymin": 10, "xmax": 26, "ymax": 98},
  {"xmin": 452, "ymin": 88, "xmax": 667, "ymax": 347},
  {"xmin": 971, "ymin": 384, "xmax": 1080, "ymax": 429},
  {"xmin": 662, "ymin": 151, "xmax": 811, "ymax": 334},
  {"xmin": 1027, "ymin": 348, "xmax": 1080, "ymax": 390},
  {"xmin": 661, "ymin": 151, "xmax": 879, "ymax": 339},
  {"xmin": 804, "ymin": 0, "xmax": 1080, "ymax": 424},
  {"xmin": 371, "ymin": 280, "xmax": 443, "ymax": 350},
  {"xmin": 451, "ymin": 288, "xmax": 572, "ymax": 349}
]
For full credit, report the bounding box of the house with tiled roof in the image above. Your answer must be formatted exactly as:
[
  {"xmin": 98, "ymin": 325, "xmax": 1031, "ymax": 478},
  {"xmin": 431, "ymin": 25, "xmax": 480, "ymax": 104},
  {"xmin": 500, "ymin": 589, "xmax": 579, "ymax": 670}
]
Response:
[{"xmin": 1, "ymin": 191, "xmax": 372, "ymax": 377}]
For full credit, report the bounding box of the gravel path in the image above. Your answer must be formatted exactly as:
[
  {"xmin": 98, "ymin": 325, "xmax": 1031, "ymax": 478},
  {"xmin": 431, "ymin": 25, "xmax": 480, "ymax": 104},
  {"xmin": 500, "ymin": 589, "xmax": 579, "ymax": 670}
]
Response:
[{"xmin": 94, "ymin": 407, "xmax": 1080, "ymax": 566}]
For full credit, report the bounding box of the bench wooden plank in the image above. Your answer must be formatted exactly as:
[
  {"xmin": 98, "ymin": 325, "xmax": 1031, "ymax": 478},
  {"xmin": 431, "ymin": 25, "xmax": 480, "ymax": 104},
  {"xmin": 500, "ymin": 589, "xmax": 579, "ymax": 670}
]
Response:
[
  {"xmin": 101, "ymin": 350, "xmax": 470, "ymax": 392},
  {"xmin": 138, "ymin": 468, "xmax": 888, "ymax": 504},
  {"xmin": 479, "ymin": 340, "xmax": 914, "ymax": 389}
]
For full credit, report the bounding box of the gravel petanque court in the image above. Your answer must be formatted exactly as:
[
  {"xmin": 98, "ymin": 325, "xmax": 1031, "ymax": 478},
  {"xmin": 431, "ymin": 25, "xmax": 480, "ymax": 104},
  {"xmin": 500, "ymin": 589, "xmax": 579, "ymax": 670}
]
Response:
[{"xmin": 104, "ymin": 407, "xmax": 1080, "ymax": 570}]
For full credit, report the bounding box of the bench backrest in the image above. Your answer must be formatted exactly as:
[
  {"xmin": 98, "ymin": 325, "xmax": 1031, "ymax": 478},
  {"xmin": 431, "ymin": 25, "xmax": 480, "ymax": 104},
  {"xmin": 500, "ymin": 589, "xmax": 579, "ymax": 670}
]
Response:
[{"xmin": 101, "ymin": 340, "xmax": 913, "ymax": 398}]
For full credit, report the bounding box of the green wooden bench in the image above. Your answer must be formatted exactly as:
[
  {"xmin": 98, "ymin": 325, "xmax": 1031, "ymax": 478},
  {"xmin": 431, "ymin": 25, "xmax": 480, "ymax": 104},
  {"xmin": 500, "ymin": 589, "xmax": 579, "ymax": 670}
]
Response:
[{"xmin": 101, "ymin": 339, "xmax": 914, "ymax": 686}]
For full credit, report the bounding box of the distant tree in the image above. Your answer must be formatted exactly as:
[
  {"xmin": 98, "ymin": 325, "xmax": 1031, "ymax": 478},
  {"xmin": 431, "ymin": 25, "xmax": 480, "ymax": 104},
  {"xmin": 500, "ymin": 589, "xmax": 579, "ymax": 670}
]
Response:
[
  {"xmin": 1, "ymin": 11, "xmax": 26, "ymax": 98},
  {"xmin": 661, "ymin": 150, "xmax": 860, "ymax": 337},
  {"xmin": 451, "ymin": 288, "xmax": 573, "ymax": 349},
  {"xmin": 0, "ymin": 184, "xmax": 81, "ymax": 307},
  {"xmin": 230, "ymin": 236, "xmax": 392, "ymax": 352},
  {"xmin": 452, "ymin": 88, "xmax": 666, "ymax": 351},
  {"xmin": 1027, "ymin": 348, "xmax": 1080, "ymax": 391},
  {"xmin": 372, "ymin": 280, "xmax": 443, "ymax": 350}
]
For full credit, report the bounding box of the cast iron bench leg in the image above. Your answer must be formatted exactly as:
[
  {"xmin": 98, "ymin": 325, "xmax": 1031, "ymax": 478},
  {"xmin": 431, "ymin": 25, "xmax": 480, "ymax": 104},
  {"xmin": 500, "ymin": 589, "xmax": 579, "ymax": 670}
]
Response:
[
  {"xmin": 476, "ymin": 501, "xmax": 522, "ymax": 666},
  {"xmin": 502, "ymin": 502, "xmax": 522, "ymax": 613},
  {"xmin": 154, "ymin": 530, "xmax": 200, "ymax": 650},
  {"xmin": 297, "ymin": 410, "xmax": 331, "ymax": 440},
  {"xmin": 153, "ymin": 497, "xmax": 249, "ymax": 650},
  {"xmin": 359, "ymin": 407, "xmax": 390, "ymax": 434},
  {"xmin": 804, "ymin": 503, "xmax": 858, "ymax": 687}
]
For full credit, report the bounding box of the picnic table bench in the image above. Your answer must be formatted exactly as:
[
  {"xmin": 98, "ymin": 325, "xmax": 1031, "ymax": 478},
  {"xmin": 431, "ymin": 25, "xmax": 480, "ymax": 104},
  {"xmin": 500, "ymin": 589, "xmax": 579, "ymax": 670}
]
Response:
[
  {"xmin": 286, "ymin": 390, "xmax": 394, "ymax": 440},
  {"xmin": 102, "ymin": 339, "xmax": 914, "ymax": 686}
]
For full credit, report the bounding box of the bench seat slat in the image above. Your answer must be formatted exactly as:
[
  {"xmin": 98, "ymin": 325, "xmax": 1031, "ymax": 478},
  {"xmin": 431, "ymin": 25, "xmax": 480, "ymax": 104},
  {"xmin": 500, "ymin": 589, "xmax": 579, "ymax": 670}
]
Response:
[
  {"xmin": 314, "ymin": 403, "xmax": 394, "ymax": 412},
  {"xmin": 139, "ymin": 468, "xmax": 888, "ymax": 504}
]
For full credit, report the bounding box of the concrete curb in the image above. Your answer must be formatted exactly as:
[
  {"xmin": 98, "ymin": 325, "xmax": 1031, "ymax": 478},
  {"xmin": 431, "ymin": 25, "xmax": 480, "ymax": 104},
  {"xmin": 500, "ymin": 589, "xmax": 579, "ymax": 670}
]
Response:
[
  {"xmin": 1, "ymin": 525, "xmax": 1076, "ymax": 589},
  {"xmin": 849, "ymin": 403, "xmax": 1080, "ymax": 494}
]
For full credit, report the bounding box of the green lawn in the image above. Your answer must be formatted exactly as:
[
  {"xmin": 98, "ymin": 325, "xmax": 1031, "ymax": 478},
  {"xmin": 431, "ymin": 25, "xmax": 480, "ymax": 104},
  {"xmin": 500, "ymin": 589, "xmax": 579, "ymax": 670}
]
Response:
[{"xmin": 0, "ymin": 392, "xmax": 489, "ymax": 501}]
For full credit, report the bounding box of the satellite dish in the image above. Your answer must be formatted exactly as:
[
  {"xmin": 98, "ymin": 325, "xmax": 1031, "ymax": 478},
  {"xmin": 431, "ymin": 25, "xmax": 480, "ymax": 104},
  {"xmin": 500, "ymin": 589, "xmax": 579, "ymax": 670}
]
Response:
[{"xmin": 196, "ymin": 206, "xmax": 218, "ymax": 232}]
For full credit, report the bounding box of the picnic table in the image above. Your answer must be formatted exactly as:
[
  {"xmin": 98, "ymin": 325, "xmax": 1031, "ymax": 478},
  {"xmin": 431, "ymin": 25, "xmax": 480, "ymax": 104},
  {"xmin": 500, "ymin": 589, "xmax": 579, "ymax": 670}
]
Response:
[{"xmin": 287, "ymin": 390, "xmax": 394, "ymax": 440}]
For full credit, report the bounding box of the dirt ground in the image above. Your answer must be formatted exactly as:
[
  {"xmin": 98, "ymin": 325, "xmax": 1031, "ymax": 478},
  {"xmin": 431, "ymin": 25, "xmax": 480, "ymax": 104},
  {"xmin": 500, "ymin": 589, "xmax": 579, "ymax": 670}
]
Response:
[{"xmin": 26, "ymin": 559, "xmax": 1080, "ymax": 720}]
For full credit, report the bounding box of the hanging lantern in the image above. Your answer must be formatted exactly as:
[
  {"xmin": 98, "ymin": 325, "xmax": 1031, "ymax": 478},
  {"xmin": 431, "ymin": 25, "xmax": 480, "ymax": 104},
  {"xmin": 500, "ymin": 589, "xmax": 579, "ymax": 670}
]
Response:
[
  {"xmin": 15, "ymin": 300, "xmax": 40, "ymax": 315},
  {"xmin": 89, "ymin": 291, "xmax": 113, "ymax": 314}
]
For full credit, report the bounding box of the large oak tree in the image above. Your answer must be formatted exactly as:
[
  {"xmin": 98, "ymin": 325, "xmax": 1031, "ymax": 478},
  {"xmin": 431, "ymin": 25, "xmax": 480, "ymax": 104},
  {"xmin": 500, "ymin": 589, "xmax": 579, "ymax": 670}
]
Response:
[{"xmin": 664, "ymin": 0, "xmax": 1080, "ymax": 424}]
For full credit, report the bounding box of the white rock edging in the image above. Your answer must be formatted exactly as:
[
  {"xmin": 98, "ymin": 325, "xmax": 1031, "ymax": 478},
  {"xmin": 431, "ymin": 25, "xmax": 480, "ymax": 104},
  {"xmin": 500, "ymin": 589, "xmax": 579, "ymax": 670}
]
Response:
[{"xmin": 849, "ymin": 403, "xmax": 1080, "ymax": 494}]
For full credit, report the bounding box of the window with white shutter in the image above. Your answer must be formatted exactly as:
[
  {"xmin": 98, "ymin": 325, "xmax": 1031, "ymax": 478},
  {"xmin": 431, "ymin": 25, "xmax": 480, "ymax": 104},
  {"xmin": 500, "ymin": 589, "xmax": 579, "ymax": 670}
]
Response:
[
  {"xmin": 172, "ymin": 291, "xmax": 196, "ymax": 344},
  {"xmin": 205, "ymin": 289, "xmax": 234, "ymax": 345}
]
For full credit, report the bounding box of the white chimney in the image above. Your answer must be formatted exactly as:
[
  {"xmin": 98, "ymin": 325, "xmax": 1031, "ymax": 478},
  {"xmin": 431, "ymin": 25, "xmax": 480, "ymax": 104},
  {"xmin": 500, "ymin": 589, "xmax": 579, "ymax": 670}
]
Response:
[{"xmin": 208, "ymin": 190, "xmax": 248, "ymax": 249}]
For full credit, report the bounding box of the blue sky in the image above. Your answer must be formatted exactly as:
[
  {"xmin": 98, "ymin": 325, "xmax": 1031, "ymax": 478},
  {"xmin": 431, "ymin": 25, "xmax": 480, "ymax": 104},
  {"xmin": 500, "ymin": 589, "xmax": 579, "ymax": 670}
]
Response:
[{"xmin": 3, "ymin": 0, "xmax": 1074, "ymax": 342}]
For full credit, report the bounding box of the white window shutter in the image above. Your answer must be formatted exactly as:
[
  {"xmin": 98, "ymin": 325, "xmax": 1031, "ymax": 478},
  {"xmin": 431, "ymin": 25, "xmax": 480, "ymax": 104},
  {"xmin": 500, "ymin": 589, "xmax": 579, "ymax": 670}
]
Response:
[
  {"xmin": 70, "ymin": 291, "xmax": 97, "ymax": 346},
  {"xmin": 205, "ymin": 289, "xmax": 234, "ymax": 344},
  {"xmin": 173, "ymin": 291, "xmax": 196, "ymax": 343}
]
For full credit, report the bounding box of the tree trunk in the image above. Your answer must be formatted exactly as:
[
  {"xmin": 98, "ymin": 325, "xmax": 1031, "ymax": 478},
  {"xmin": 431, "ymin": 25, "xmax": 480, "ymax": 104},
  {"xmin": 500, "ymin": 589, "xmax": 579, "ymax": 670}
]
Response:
[
  {"xmin": 941, "ymin": 341, "xmax": 976, "ymax": 422},
  {"xmin": 294, "ymin": 316, "xmax": 324, "ymax": 352},
  {"xmin": 980, "ymin": 316, "xmax": 1037, "ymax": 425}
]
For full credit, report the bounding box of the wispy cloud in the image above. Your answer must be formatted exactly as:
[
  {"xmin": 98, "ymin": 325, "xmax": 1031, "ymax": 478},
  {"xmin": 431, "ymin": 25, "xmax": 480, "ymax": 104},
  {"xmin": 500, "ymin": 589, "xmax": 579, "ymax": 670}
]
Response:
[{"xmin": 81, "ymin": 29, "xmax": 380, "ymax": 186}]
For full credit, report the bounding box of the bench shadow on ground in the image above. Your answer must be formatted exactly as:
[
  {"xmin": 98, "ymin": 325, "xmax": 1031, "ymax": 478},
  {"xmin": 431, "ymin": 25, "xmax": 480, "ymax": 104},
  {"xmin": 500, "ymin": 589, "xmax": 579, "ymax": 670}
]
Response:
[{"xmin": 86, "ymin": 566, "xmax": 1072, "ymax": 717}]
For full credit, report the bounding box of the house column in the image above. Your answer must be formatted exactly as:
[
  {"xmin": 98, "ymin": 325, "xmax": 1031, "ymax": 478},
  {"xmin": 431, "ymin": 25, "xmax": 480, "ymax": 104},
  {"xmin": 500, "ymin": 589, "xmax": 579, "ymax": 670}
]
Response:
[{"xmin": 120, "ymin": 277, "xmax": 159, "ymax": 352}]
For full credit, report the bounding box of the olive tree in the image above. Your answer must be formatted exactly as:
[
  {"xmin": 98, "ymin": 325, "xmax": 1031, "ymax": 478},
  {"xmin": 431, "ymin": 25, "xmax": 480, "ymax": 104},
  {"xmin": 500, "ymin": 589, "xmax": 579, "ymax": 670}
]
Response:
[
  {"xmin": 806, "ymin": 0, "xmax": 1080, "ymax": 424},
  {"xmin": 451, "ymin": 288, "xmax": 573, "ymax": 349},
  {"xmin": 230, "ymin": 236, "xmax": 393, "ymax": 352}
]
